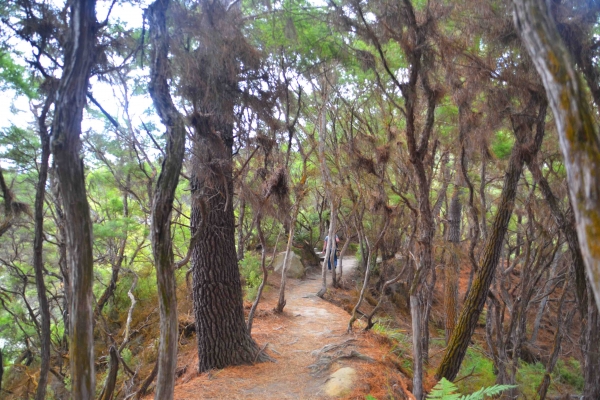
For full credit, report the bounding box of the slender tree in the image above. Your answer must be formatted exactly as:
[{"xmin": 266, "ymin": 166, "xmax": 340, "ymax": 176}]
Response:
[
  {"xmin": 49, "ymin": 0, "xmax": 98, "ymax": 396},
  {"xmin": 146, "ymin": 0, "xmax": 187, "ymax": 397}
]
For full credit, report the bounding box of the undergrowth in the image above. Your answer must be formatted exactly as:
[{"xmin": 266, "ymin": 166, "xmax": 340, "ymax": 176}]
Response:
[{"xmin": 239, "ymin": 252, "xmax": 263, "ymax": 301}]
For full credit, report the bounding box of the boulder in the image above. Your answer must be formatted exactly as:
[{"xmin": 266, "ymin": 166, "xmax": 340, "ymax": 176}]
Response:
[
  {"xmin": 324, "ymin": 367, "xmax": 357, "ymax": 397},
  {"xmin": 273, "ymin": 251, "xmax": 305, "ymax": 278}
]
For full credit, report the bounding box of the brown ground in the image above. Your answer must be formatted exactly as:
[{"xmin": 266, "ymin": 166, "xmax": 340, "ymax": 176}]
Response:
[{"xmin": 165, "ymin": 258, "xmax": 413, "ymax": 400}]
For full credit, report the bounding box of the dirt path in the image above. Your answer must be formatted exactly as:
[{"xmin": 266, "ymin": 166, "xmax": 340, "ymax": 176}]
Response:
[{"xmin": 169, "ymin": 258, "xmax": 411, "ymax": 400}]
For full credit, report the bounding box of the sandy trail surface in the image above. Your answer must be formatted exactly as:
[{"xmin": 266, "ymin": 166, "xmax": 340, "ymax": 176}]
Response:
[{"xmin": 167, "ymin": 258, "xmax": 410, "ymax": 400}]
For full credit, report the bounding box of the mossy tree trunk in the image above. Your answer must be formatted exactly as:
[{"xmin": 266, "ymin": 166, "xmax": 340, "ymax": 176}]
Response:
[
  {"xmin": 513, "ymin": 0, "xmax": 600, "ymax": 313},
  {"xmin": 435, "ymin": 100, "xmax": 545, "ymax": 381}
]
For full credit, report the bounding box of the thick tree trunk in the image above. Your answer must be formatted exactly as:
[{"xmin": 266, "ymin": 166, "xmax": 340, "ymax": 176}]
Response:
[
  {"xmin": 191, "ymin": 114, "xmax": 265, "ymax": 372},
  {"xmin": 49, "ymin": 0, "xmax": 98, "ymax": 397},
  {"xmin": 33, "ymin": 98, "xmax": 52, "ymax": 400},
  {"xmin": 436, "ymin": 106, "xmax": 541, "ymax": 380},
  {"xmin": 514, "ymin": 0, "xmax": 600, "ymax": 311},
  {"xmin": 147, "ymin": 0, "xmax": 187, "ymax": 397}
]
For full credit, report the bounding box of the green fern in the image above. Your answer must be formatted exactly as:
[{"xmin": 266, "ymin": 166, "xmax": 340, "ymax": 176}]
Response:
[{"xmin": 427, "ymin": 378, "xmax": 516, "ymax": 400}]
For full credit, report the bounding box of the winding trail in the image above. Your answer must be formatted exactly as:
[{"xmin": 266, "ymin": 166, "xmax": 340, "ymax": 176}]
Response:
[{"xmin": 168, "ymin": 257, "xmax": 410, "ymax": 399}]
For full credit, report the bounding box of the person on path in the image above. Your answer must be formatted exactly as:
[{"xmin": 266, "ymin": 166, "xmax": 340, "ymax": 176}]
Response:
[{"xmin": 323, "ymin": 234, "xmax": 340, "ymax": 271}]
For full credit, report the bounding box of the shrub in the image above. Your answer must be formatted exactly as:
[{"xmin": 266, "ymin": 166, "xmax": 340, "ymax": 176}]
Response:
[{"xmin": 239, "ymin": 252, "xmax": 263, "ymax": 301}]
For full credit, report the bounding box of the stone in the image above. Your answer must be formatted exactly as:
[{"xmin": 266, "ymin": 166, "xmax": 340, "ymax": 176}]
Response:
[
  {"xmin": 273, "ymin": 251, "xmax": 305, "ymax": 279},
  {"xmin": 324, "ymin": 367, "xmax": 357, "ymax": 397}
]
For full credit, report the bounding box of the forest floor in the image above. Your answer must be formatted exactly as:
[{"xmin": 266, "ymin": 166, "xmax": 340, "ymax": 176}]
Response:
[{"xmin": 162, "ymin": 257, "xmax": 414, "ymax": 400}]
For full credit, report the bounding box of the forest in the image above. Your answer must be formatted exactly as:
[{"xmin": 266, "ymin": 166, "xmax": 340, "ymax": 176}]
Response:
[{"xmin": 0, "ymin": 0, "xmax": 600, "ymax": 399}]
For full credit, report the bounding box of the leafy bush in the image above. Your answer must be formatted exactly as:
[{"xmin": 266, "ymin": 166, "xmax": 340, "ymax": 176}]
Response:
[{"xmin": 555, "ymin": 358, "xmax": 584, "ymax": 391}]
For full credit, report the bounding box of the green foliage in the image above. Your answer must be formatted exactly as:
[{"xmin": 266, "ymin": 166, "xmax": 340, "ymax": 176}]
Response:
[
  {"xmin": 555, "ymin": 358, "xmax": 584, "ymax": 391},
  {"xmin": 491, "ymin": 130, "xmax": 514, "ymax": 160},
  {"xmin": 121, "ymin": 348, "xmax": 133, "ymax": 366},
  {"xmin": 239, "ymin": 252, "xmax": 263, "ymax": 301},
  {"xmin": 515, "ymin": 362, "xmax": 545, "ymax": 398},
  {"xmin": 365, "ymin": 395, "xmax": 377, "ymax": 400},
  {"xmin": 0, "ymin": 52, "xmax": 36, "ymax": 99},
  {"xmin": 455, "ymin": 348, "xmax": 496, "ymax": 394},
  {"xmin": 427, "ymin": 378, "xmax": 515, "ymax": 400}
]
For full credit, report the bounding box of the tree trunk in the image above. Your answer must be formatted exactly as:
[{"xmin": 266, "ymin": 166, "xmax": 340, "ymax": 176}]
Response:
[
  {"xmin": 49, "ymin": 0, "xmax": 98, "ymax": 396},
  {"xmin": 247, "ymin": 215, "xmax": 270, "ymax": 333},
  {"xmin": 276, "ymin": 204, "xmax": 300, "ymax": 312},
  {"xmin": 583, "ymin": 282, "xmax": 600, "ymax": 399},
  {"xmin": 318, "ymin": 202, "xmax": 335, "ymax": 298},
  {"xmin": 514, "ymin": 0, "xmax": 600, "ymax": 312},
  {"xmin": 527, "ymin": 158, "xmax": 588, "ymax": 317},
  {"xmin": 147, "ymin": 0, "xmax": 187, "ymax": 397},
  {"xmin": 436, "ymin": 106, "xmax": 541, "ymax": 380},
  {"xmin": 191, "ymin": 115, "xmax": 265, "ymax": 372},
  {"xmin": 410, "ymin": 294, "xmax": 423, "ymax": 400},
  {"xmin": 538, "ymin": 279, "xmax": 575, "ymax": 400},
  {"xmin": 445, "ymin": 186, "xmax": 461, "ymax": 343},
  {"xmin": 33, "ymin": 97, "xmax": 52, "ymax": 400},
  {"xmin": 98, "ymin": 346, "xmax": 119, "ymax": 400},
  {"xmin": 316, "ymin": 70, "xmax": 336, "ymax": 297}
]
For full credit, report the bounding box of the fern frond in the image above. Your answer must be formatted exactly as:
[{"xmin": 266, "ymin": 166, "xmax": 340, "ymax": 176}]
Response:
[
  {"xmin": 461, "ymin": 383, "xmax": 517, "ymax": 400},
  {"xmin": 426, "ymin": 378, "xmax": 461, "ymax": 400}
]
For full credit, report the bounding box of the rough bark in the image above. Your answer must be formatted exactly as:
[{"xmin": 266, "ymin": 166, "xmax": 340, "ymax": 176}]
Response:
[
  {"xmin": 445, "ymin": 186, "xmax": 461, "ymax": 343},
  {"xmin": 436, "ymin": 103, "xmax": 542, "ymax": 381},
  {"xmin": 191, "ymin": 115, "xmax": 265, "ymax": 373},
  {"xmin": 49, "ymin": 0, "xmax": 98, "ymax": 397},
  {"xmin": 147, "ymin": 0, "xmax": 187, "ymax": 397},
  {"xmin": 514, "ymin": 0, "xmax": 600, "ymax": 311}
]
